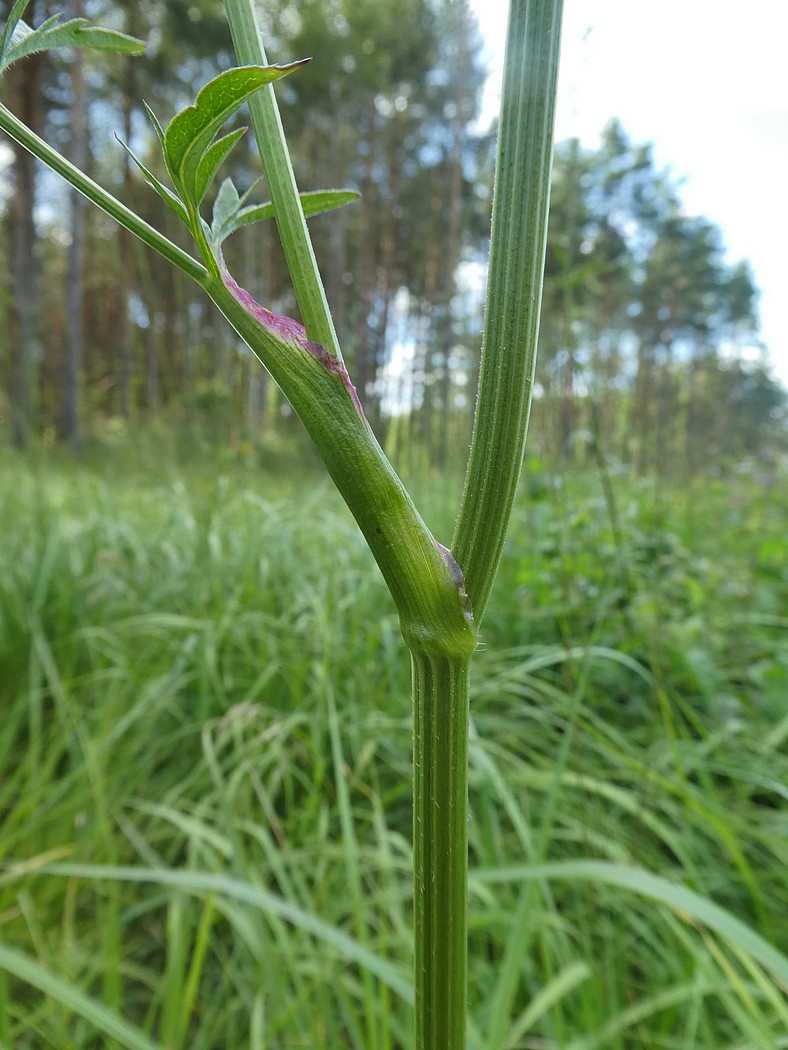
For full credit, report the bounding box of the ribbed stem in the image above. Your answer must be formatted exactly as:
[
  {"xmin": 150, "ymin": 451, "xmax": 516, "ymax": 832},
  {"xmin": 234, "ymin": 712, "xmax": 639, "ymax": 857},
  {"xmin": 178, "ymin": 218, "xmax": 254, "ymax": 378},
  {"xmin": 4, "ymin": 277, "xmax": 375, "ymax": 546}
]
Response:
[
  {"xmin": 206, "ymin": 274, "xmax": 476, "ymax": 662},
  {"xmin": 452, "ymin": 0, "xmax": 564, "ymax": 625},
  {"xmin": 412, "ymin": 652, "xmax": 471, "ymax": 1050},
  {"xmin": 222, "ymin": 0, "xmax": 341, "ymax": 358}
]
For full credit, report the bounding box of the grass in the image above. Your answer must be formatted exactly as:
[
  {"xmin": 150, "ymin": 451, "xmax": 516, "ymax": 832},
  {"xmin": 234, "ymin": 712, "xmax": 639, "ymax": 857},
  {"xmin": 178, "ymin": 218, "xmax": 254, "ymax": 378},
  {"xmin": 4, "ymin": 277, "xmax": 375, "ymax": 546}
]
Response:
[{"xmin": 0, "ymin": 446, "xmax": 786, "ymax": 1048}]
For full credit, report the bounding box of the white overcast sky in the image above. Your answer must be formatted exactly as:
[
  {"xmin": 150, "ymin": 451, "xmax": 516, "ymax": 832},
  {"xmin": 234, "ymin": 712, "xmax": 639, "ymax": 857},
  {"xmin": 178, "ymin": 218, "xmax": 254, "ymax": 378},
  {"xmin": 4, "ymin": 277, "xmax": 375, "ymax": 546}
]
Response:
[{"xmin": 470, "ymin": 0, "xmax": 788, "ymax": 383}]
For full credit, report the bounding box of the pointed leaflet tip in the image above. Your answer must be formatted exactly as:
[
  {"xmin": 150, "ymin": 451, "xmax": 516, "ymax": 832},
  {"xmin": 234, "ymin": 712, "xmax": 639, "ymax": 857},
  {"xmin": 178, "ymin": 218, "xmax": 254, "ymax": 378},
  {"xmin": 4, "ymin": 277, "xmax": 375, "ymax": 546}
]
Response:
[
  {"xmin": 142, "ymin": 100, "xmax": 166, "ymax": 150},
  {"xmin": 163, "ymin": 63, "xmax": 308, "ymax": 195}
]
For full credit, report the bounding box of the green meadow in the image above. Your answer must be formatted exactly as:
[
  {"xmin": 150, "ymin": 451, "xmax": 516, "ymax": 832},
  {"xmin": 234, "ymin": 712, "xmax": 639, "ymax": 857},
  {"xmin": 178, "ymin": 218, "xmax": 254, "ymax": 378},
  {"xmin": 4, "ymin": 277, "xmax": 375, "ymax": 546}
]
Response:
[{"xmin": 1, "ymin": 449, "xmax": 786, "ymax": 1048}]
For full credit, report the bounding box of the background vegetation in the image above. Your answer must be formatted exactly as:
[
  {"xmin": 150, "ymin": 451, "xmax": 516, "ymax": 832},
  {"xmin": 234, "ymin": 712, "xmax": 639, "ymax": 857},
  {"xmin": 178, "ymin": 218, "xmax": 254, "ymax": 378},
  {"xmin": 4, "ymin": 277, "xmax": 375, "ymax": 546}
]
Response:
[
  {"xmin": 2, "ymin": 0, "xmax": 785, "ymax": 468},
  {"xmin": 1, "ymin": 0, "xmax": 787, "ymax": 1047},
  {"xmin": 1, "ymin": 450, "xmax": 787, "ymax": 1047}
]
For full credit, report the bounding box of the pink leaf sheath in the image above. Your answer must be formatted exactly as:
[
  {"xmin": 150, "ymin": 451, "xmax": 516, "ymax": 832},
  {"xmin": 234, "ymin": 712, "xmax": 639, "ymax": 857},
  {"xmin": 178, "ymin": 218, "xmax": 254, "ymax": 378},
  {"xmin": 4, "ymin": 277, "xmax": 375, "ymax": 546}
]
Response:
[{"xmin": 222, "ymin": 268, "xmax": 367, "ymax": 421}]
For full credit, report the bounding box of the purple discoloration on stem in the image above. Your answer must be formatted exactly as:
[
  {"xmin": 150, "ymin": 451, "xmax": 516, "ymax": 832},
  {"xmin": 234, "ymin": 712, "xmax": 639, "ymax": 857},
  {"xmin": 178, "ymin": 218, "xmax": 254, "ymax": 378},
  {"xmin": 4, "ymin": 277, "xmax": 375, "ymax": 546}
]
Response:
[
  {"xmin": 223, "ymin": 269, "xmax": 310, "ymax": 345},
  {"xmin": 436, "ymin": 542, "xmax": 474, "ymax": 625},
  {"xmin": 222, "ymin": 268, "xmax": 367, "ymax": 421},
  {"xmin": 304, "ymin": 338, "xmax": 367, "ymax": 420}
]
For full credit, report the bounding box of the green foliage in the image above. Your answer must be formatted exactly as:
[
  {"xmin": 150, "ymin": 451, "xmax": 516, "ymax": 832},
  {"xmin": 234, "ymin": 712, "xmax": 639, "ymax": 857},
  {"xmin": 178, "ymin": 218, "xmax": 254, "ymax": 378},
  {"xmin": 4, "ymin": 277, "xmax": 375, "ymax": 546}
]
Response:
[
  {"xmin": 116, "ymin": 65, "xmax": 359, "ymax": 267},
  {"xmin": 0, "ymin": 5, "xmax": 359, "ymax": 287},
  {"xmin": 0, "ymin": 0, "xmax": 144, "ymax": 74},
  {"xmin": 0, "ymin": 455, "xmax": 786, "ymax": 1047},
  {"xmin": 163, "ymin": 65, "xmax": 298, "ymax": 205},
  {"xmin": 210, "ymin": 178, "xmax": 359, "ymax": 246},
  {"xmin": 3, "ymin": 3, "xmax": 784, "ymax": 1047},
  {"xmin": 118, "ymin": 64, "xmax": 302, "ymax": 266}
]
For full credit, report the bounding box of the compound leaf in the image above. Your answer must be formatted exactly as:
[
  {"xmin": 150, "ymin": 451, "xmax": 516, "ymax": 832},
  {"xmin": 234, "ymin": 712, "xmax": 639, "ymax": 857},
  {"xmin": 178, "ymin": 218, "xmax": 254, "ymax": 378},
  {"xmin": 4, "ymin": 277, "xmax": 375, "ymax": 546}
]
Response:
[
  {"xmin": 163, "ymin": 63, "xmax": 306, "ymax": 206},
  {"xmin": 1, "ymin": 13, "xmax": 144, "ymax": 73},
  {"xmin": 214, "ymin": 188, "xmax": 359, "ymax": 245}
]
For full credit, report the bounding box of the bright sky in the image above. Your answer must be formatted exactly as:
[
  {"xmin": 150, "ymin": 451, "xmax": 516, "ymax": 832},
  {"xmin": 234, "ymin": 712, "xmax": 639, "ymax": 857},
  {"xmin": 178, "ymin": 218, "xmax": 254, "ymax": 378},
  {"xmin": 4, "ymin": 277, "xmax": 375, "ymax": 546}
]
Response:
[{"xmin": 470, "ymin": 0, "xmax": 788, "ymax": 384}]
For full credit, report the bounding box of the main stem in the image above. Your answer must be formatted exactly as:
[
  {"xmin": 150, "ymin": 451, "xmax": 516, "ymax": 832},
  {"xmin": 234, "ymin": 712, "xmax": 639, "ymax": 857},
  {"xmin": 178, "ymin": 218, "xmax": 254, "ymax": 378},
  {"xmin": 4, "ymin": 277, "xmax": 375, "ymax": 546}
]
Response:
[
  {"xmin": 419, "ymin": 0, "xmax": 563, "ymax": 1043},
  {"xmin": 412, "ymin": 652, "xmax": 471, "ymax": 1050},
  {"xmin": 222, "ymin": 0, "xmax": 341, "ymax": 358}
]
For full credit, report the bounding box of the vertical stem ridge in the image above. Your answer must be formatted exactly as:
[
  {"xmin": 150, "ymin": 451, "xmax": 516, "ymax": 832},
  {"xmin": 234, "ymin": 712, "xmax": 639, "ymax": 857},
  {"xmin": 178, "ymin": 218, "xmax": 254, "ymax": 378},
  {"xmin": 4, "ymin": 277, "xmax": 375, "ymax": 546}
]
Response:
[
  {"xmin": 222, "ymin": 0, "xmax": 342, "ymax": 359},
  {"xmin": 412, "ymin": 652, "xmax": 471, "ymax": 1050},
  {"xmin": 452, "ymin": 0, "xmax": 564, "ymax": 624}
]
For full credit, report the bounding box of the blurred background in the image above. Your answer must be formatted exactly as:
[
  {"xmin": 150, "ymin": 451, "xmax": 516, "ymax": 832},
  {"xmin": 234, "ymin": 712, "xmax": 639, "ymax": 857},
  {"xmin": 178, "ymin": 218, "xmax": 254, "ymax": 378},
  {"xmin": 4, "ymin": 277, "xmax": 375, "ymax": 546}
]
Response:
[
  {"xmin": 2, "ymin": 0, "xmax": 785, "ymax": 472},
  {"xmin": 1, "ymin": 3, "xmax": 787, "ymax": 1048}
]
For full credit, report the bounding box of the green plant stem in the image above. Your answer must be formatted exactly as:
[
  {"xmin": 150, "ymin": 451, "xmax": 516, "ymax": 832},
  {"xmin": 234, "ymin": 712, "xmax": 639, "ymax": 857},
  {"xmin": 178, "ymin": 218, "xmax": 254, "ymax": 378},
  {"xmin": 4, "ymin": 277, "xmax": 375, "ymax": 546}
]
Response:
[
  {"xmin": 223, "ymin": 1, "xmax": 564, "ymax": 1044},
  {"xmin": 412, "ymin": 652, "xmax": 471, "ymax": 1050},
  {"xmin": 222, "ymin": 0, "xmax": 341, "ymax": 359},
  {"xmin": 453, "ymin": 0, "xmax": 564, "ymax": 625},
  {"xmin": 207, "ymin": 266, "xmax": 478, "ymax": 1045},
  {"xmin": 204, "ymin": 274, "xmax": 475, "ymax": 661},
  {"xmin": 0, "ymin": 102, "xmax": 207, "ymax": 283}
]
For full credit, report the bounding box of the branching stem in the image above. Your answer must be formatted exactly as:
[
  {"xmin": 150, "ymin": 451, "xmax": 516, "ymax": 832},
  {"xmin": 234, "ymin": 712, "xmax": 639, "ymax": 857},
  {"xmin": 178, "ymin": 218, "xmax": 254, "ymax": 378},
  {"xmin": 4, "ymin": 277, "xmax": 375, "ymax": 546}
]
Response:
[{"xmin": 1, "ymin": 0, "xmax": 564, "ymax": 1043}]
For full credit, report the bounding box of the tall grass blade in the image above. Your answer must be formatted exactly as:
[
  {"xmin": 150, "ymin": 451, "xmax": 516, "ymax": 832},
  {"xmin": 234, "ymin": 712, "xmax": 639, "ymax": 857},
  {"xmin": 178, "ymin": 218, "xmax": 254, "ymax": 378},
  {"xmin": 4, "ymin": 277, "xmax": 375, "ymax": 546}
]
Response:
[{"xmin": 0, "ymin": 943, "xmax": 163, "ymax": 1050}]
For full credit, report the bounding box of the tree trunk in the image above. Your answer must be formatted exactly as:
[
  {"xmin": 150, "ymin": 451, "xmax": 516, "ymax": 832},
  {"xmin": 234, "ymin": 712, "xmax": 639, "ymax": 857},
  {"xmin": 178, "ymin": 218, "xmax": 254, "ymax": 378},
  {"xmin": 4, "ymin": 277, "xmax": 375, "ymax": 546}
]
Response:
[
  {"xmin": 61, "ymin": 5, "xmax": 87, "ymax": 445},
  {"xmin": 9, "ymin": 47, "xmax": 45, "ymax": 448},
  {"xmin": 355, "ymin": 96, "xmax": 378, "ymax": 420},
  {"xmin": 117, "ymin": 39, "xmax": 138, "ymax": 418}
]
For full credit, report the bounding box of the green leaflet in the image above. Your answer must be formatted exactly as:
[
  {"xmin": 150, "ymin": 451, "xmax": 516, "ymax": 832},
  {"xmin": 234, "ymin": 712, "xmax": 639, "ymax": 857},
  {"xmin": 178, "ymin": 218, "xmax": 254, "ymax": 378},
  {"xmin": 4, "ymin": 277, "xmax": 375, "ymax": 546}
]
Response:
[
  {"xmin": 210, "ymin": 176, "xmax": 244, "ymax": 240},
  {"xmin": 120, "ymin": 73, "xmax": 358, "ymax": 269},
  {"xmin": 115, "ymin": 134, "xmax": 189, "ymax": 225},
  {"xmin": 0, "ymin": 11, "xmax": 357, "ymax": 280},
  {"xmin": 210, "ymin": 181, "xmax": 359, "ymax": 246},
  {"xmin": 195, "ymin": 127, "xmax": 247, "ymax": 204},
  {"xmin": 162, "ymin": 64, "xmax": 305, "ymax": 209},
  {"xmin": 0, "ymin": 5, "xmax": 144, "ymax": 74}
]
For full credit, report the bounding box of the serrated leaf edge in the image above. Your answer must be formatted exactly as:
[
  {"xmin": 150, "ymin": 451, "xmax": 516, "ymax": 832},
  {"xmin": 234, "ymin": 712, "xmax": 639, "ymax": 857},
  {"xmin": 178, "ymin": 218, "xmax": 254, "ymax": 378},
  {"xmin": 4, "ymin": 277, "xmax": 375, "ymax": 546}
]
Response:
[
  {"xmin": 1, "ymin": 12, "xmax": 144, "ymax": 72},
  {"xmin": 163, "ymin": 62, "xmax": 308, "ymax": 197},
  {"xmin": 115, "ymin": 134, "xmax": 188, "ymax": 224},
  {"xmin": 0, "ymin": 0, "xmax": 33, "ymax": 63}
]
